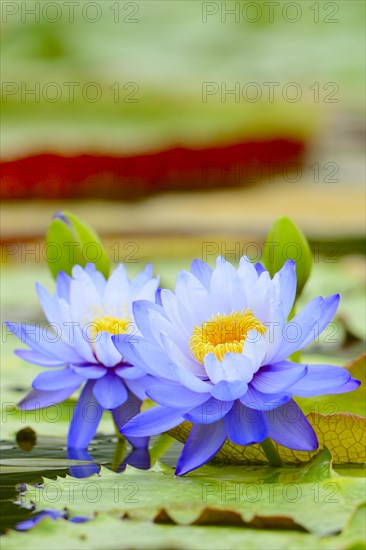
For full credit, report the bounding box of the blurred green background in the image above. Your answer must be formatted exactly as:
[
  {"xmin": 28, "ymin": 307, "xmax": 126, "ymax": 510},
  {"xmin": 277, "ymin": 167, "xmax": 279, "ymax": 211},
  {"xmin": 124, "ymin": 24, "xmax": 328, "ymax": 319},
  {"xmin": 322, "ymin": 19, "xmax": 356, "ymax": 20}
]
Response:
[{"xmin": 0, "ymin": 2, "xmax": 365, "ymax": 536}]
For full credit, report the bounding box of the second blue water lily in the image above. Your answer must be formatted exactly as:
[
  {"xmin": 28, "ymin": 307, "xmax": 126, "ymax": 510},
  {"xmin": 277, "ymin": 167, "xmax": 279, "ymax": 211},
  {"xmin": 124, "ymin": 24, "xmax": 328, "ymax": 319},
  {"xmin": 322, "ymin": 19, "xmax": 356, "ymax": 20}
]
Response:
[{"xmin": 7, "ymin": 263, "xmax": 159, "ymax": 449}]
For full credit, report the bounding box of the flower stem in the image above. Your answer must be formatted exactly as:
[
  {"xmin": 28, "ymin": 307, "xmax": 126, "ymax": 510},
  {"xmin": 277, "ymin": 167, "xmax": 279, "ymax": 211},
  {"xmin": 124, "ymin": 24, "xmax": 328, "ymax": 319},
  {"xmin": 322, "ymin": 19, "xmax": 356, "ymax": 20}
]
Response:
[
  {"xmin": 150, "ymin": 434, "xmax": 175, "ymax": 465},
  {"xmin": 260, "ymin": 438, "xmax": 283, "ymax": 467},
  {"xmin": 110, "ymin": 438, "xmax": 127, "ymax": 471}
]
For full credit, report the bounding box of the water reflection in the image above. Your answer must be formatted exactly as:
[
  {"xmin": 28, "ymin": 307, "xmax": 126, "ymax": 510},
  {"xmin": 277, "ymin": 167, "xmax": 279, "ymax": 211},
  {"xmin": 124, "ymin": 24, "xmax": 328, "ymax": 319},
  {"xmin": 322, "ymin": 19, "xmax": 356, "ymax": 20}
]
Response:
[{"xmin": 67, "ymin": 442, "xmax": 151, "ymax": 478}]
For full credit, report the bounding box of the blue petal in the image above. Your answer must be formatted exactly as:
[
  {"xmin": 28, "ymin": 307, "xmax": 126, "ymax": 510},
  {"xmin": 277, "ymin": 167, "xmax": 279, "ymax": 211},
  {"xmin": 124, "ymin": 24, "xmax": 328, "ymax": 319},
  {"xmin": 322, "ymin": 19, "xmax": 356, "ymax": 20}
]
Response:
[
  {"xmin": 130, "ymin": 264, "xmax": 153, "ymax": 296},
  {"xmin": 68, "ymin": 381, "xmax": 103, "ymax": 448},
  {"xmin": 32, "ymin": 367, "xmax": 83, "ymax": 391},
  {"xmin": 272, "ymin": 260, "xmax": 297, "ymax": 319},
  {"xmin": 240, "ymin": 384, "xmax": 291, "ymax": 410},
  {"xmin": 7, "ymin": 322, "xmax": 82, "ymax": 364},
  {"xmin": 251, "ymin": 361, "xmax": 307, "ymax": 393},
  {"xmin": 114, "ymin": 338, "xmax": 176, "ymax": 381},
  {"xmin": 71, "ymin": 365, "xmax": 107, "ymax": 379},
  {"xmin": 241, "ymin": 333, "xmax": 268, "ymax": 371},
  {"xmin": 36, "ymin": 283, "xmax": 61, "ymax": 324},
  {"xmin": 15, "ymin": 350, "xmax": 66, "ymax": 367},
  {"xmin": 211, "ymin": 380, "xmax": 248, "ymax": 401},
  {"xmin": 190, "ymin": 259, "xmax": 213, "ymax": 290},
  {"xmin": 224, "ymin": 401, "xmax": 268, "ymax": 445},
  {"xmin": 93, "ymin": 332, "xmax": 122, "ymax": 367},
  {"xmin": 70, "ymin": 266, "xmax": 102, "ymax": 324},
  {"xmin": 147, "ymin": 384, "xmax": 210, "ymax": 409},
  {"xmin": 18, "ymin": 386, "xmax": 79, "ymax": 410},
  {"xmin": 175, "ymin": 270, "xmax": 211, "ymax": 325},
  {"xmin": 290, "ymin": 364, "xmax": 354, "ymax": 397},
  {"xmin": 184, "ymin": 397, "xmax": 233, "ymax": 424},
  {"xmin": 254, "ymin": 262, "xmax": 266, "ymax": 276},
  {"xmin": 132, "ymin": 300, "xmax": 165, "ymax": 340},
  {"xmin": 124, "ymin": 376, "xmax": 152, "ymax": 401},
  {"xmin": 121, "ymin": 406, "xmax": 186, "ymax": 437},
  {"xmin": 93, "ymin": 372, "xmax": 128, "ymax": 409},
  {"xmin": 56, "ymin": 271, "xmax": 71, "ymax": 302},
  {"xmin": 175, "ymin": 420, "xmax": 227, "ymax": 475},
  {"xmin": 265, "ymin": 400, "xmax": 318, "ymax": 451},
  {"xmin": 115, "ymin": 364, "xmax": 146, "ymax": 380},
  {"xmin": 298, "ymin": 294, "xmax": 340, "ymax": 349},
  {"xmin": 325, "ymin": 379, "xmax": 360, "ymax": 394},
  {"xmin": 84, "ymin": 263, "xmax": 106, "ymax": 295},
  {"xmin": 130, "ymin": 276, "xmax": 159, "ymax": 304},
  {"xmin": 270, "ymin": 296, "xmax": 325, "ymax": 363},
  {"xmin": 204, "ymin": 352, "xmax": 254, "ymax": 384},
  {"xmin": 209, "ymin": 257, "xmax": 237, "ymax": 314},
  {"xmin": 112, "ymin": 391, "xmax": 149, "ymax": 449},
  {"xmin": 175, "ymin": 366, "xmax": 212, "ymax": 393}
]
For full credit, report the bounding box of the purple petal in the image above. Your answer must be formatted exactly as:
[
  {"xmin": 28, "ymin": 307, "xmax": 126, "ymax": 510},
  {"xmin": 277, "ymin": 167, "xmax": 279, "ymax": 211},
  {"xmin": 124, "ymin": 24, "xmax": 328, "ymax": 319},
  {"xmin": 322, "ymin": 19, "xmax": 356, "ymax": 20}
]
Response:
[
  {"xmin": 68, "ymin": 381, "xmax": 103, "ymax": 448},
  {"xmin": 184, "ymin": 397, "xmax": 233, "ymax": 424},
  {"xmin": 240, "ymin": 384, "xmax": 291, "ymax": 410},
  {"xmin": 93, "ymin": 373, "xmax": 128, "ymax": 409},
  {"xmin": 251, "ymin": 361, "xmax": 307, "ymax": 393},
  {"xmin": 265, "ymin": 400, "xmax": 318, "ymax": 451},
  {"xmin": 147, "ymin": 384, "xmax": 210, "ymax": 409},
  {"xmin": 290, "ymin": 364, "xmax": 353, "ymax": 397},
  {"xmin": 175, "ymin": 420, "xmax": 227, "ymax": 475},
  {"xmin": 32, "ymin": 367, "xmax": 84, "ymax": 391},
  {"xmin": 121, "ymin": 406, "xmax": 186, "ymax": 437},
  {"xmin": 18, "ymin": 386, "xmax": 79, "ymax": 410},
  {"xmin": 224, "ymin": 401, "xmax": 268, "ymax": 445}
]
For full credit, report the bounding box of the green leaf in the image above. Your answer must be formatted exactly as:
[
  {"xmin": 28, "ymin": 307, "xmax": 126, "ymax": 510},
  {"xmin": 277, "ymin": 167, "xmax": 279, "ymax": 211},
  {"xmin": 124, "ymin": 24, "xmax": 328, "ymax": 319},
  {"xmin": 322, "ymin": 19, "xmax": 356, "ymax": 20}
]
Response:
[
  {"xmin": 20, "ymin": 454, "xmax": 366, "ymax": 536},
  {"xmin": 3, "ymin": 512, "xmax": 361, "ymax": 550},
  {"xmin": 263, "ymin": 217, "xmax": 312, "ymax": 296},
  {"xmin": 46, "ymin": 211, "xmax": 110, "ymax": 278}
]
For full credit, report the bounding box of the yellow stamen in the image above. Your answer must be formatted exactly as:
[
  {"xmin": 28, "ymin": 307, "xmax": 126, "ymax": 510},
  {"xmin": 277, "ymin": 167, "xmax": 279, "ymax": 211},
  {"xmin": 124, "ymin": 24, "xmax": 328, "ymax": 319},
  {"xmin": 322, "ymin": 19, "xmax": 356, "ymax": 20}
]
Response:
[
  {"xmin": 190, "ymin": 309, "xmax": 266, "ymax": 363},
  {"xmin": 90, "ymin": 315, "xmax": 131, "ymax": 340}
]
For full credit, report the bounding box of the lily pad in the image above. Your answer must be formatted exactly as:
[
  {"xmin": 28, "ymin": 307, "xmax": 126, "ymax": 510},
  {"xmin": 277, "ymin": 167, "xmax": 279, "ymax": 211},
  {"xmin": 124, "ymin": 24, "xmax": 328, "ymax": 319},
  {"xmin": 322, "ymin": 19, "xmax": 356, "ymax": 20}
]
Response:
[{"xmin": 19, "ymin": 451, "xmax": 366, "ymax": 536}]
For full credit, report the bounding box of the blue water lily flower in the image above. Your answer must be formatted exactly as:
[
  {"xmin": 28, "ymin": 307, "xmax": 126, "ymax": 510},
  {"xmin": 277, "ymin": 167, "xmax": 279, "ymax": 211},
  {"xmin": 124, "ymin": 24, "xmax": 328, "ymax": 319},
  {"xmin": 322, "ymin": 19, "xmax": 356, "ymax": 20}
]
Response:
[
  {"xmin": 114, "ymin": 257, "xmax": 360, "ymax": 475},
  {"xmin": 7, "ymin": 263, "xmax": 159, "ymax": 449}
]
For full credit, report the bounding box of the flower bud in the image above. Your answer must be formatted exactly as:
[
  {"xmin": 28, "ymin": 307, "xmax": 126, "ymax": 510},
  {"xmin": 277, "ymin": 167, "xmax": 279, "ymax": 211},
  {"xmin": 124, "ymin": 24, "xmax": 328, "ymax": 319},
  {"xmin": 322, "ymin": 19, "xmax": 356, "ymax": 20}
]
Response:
[
  {"xmin": 263, "ymin": 217, "xmax": 312, "ymax": 296},
  {"xmin": 46, "ymin": 211, "xmax": 110, "ymax": 278}
]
